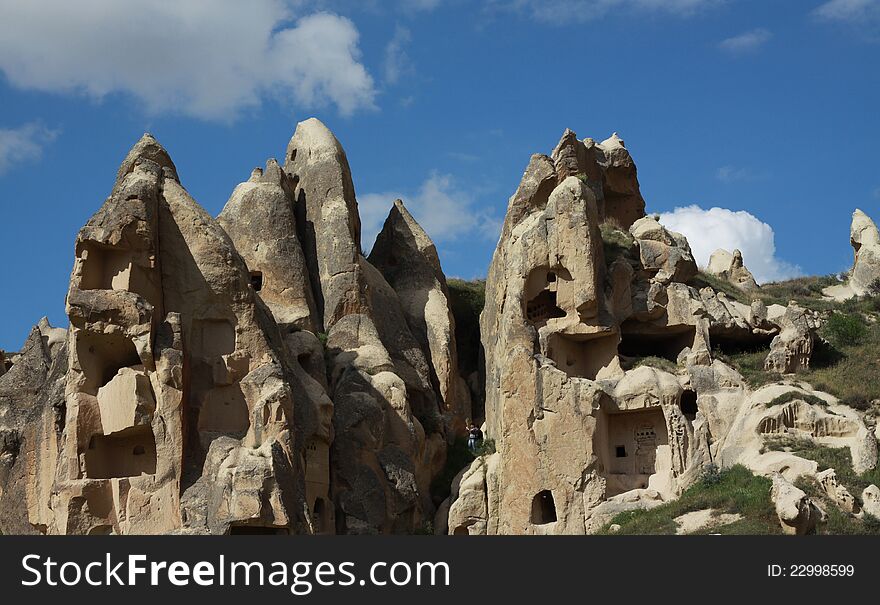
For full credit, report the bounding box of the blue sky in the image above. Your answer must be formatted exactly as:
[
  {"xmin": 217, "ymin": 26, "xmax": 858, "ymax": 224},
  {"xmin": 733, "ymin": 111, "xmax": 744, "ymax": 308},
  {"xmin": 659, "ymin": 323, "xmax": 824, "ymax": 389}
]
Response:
[{"xmin": 1, "ymin": 0, "xmax": 879, "ymax": 350}]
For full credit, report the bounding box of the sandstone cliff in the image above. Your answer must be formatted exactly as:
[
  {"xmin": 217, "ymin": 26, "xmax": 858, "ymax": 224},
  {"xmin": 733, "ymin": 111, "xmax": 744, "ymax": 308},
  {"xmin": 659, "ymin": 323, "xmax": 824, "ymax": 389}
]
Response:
[{"xmin": 2, "ymin": 123, "xmax": 879, "ymax": 536}]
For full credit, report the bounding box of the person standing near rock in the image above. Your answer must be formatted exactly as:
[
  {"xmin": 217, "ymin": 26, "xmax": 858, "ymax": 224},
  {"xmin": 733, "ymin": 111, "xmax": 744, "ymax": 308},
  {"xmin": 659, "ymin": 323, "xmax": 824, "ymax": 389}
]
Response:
[{"xmin": 467, "ymin": 420, "xmax": 483, "ymax": 454}]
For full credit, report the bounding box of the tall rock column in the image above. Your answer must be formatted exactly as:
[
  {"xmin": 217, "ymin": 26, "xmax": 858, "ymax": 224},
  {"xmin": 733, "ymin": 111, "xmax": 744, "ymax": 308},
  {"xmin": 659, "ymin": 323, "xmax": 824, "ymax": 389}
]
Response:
[
  {"xmin": 284, "ymin": 119, "xmax": 446, "ymax": 533},
  {"xmin": 369, "ymin": 200, "xmax": 472, "ymax": 434},
  {"xmin": 54, "ymin": 135, "xmax": 309, "ymax": 535}
]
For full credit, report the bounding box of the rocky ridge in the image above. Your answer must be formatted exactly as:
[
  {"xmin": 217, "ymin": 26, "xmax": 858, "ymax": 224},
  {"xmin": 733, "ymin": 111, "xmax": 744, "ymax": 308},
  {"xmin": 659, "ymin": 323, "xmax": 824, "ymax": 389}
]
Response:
[{"xmin": 1, "ymin": 123, "xmax": 879, "ymax": 535}]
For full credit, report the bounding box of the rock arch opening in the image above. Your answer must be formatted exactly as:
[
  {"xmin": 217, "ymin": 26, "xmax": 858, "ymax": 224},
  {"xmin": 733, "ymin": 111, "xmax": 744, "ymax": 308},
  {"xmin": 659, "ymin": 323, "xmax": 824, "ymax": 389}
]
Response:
[
  {"xmin": 84, "ymin": 424, "xmax": 157, "ymax": 479},
  {"xmin": 618, "ymin": 323, "xmax": 696, "ymax": 364},
  {"xmin": 524, "ymin": 267, "xmax": 572, "ymax": 327},
  {"xmin": 250, "ymin": 270, "xmax": 263, "ymax": 292},
  {"xmin": 545, "ymin": 332, "xmax": 619, "ymax": 380},
  {"xmin": 680, "ymin": 390, "xmax": 698, "ymax": 421},
  {"xmin": 531, "ymin": 490, "xmax": 557, "ymax": 525}
]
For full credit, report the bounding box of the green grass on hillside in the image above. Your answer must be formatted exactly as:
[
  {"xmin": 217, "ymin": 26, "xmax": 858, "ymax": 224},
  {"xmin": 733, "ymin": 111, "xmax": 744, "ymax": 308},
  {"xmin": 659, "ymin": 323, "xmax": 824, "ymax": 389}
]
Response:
[
  {"xmin": 764, "ymin": 436, "xmax": 880, "ymax": 497},
  {"xmin": 764, "ymin": 435, "xmax": 880, "ymax": 534},
  {"xmin": 599, "ymin": 465, "xmax": 781, "ymax": 535}
]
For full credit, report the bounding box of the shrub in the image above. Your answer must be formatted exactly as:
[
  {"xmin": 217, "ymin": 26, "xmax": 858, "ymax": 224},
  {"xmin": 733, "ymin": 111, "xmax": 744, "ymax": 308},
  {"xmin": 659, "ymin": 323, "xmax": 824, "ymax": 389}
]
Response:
[
  {"xmin": 632, "ymin": 356, "xmax": 678, "ymax": 373},
  {"xmin": 699, "ymin": 463, "xmax": 722, "ymax": 486},
  {"xmin": 822, "ymin": 312, "xmax": 867, "ymax": 348},
  {"xmin": 765, "ymin": 391, "xmax": 827, "ymax": 408},
  {"xmin": 474, "ymin": 438, "xmax": 496, "ymax": 457},
  {"xmin": 841, "ymin": 394, "xmax": 872, "ymax": 411},
  {"xmin": 599, "ymin": 222, "xmax": 636, "ymax": 265}
]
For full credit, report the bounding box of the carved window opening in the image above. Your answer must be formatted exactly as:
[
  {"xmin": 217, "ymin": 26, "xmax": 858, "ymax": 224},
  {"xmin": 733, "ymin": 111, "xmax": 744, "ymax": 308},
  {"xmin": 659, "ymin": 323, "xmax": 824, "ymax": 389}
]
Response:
[
  {"xmin": 680, "ymin": 390, "xmax": 698, "ymax": 421},
  {"xmin": 76, "ymin": 332, "xmax": 142, "ymax": 393},
  {"xmin": 84, "ymin": 425, "xmax": 157, "ymax": 479},
  {"xmin": 531, "ymin": 490, "xmax": 557, "ymax": 525},
  {"xmin": 545, "ymin": 332, "xmax": 619, "ymax": 380},
  {"xmin": 250, "ymin": 271, "xmax": 263, "ymax": 292},
  {"xmin": 618, "ymin": 324, "xmax": 695, "ymax": 364},
  {"xmin": 526, "ymin": 290, "xmax": 565, "ymax": 325},
  {"xmin": 601, "ymin": 407, "xmax": 669, "ymax": 497}
]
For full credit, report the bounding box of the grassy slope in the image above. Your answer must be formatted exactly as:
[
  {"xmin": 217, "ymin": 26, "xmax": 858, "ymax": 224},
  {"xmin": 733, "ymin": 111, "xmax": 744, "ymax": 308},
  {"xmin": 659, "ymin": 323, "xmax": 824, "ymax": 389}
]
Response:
[{"xmin": 600, "ymin": 466, "xmax": 782, "ymax": 535}]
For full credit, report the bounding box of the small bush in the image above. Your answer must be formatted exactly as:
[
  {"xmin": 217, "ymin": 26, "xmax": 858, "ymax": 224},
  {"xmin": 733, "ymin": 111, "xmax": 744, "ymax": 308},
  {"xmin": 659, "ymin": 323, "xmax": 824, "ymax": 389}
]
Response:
[
  {"xmin": 599, "ymin": 222, "xmax": 637, "ymax": 265},
  {"xmin": 632, "ymin": 356, "xmax": 678, "ymax": 373},
  {"xmin": 765, "ymin": 391, "xmax": 827, "ymax": 408},
  {"xmin": 822, "ymin": 312, "xmax": 867, "ymax": 348},
  {"xmin": 699, "ymin": 463, "xmax": 722, "ymax": 486},
  {"xmin": 474, "ymin": 438, "xmax": 496, "ymax": 457},
  {"xmin": 841, "ymin": 394, "xmax": 872, "ymax": 411}
]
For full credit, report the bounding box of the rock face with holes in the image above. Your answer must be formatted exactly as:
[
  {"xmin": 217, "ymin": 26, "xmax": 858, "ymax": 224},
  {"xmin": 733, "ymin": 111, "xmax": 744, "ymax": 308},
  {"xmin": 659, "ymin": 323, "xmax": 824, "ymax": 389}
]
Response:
[
  {"xmin": 44, "ymin": 134, "xmax": 312, "ymax": 535},
  {"xmin": 443, "ymin": 128, "xmax": 874, "ymax": 536},
  {"xmin": 284, "ymin": 118, "xmax": 457, "ymax": 534},
  {"xmin": 0, "ymin": 120, "xmax": 469, "ymax": 535},
  {"xmin": 707, "ymin": 249, "xmax": 759, "ymax": 291},
  {"xmin": 218, "ymin": 159, "xmax": 318, "ymax": 333},
  {"xmin": 446, "ymin": 130, "xmax": 715, "ymax": 536}
]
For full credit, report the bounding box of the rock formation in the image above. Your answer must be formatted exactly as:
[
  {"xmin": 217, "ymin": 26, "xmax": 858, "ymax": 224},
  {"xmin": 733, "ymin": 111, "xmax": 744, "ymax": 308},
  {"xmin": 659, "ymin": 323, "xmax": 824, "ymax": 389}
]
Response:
[
  {"xmin": 2, "ymin": 122, "xmax": 879, "ymax": 536},
  {"xmin": 707, "ymin": 248, "xmax": 758, "ymax": 291},
  {"xmin": 0, "ymin": 120, "xmax": 467, "ymax": 534},
  {"xmin": 443, "ymin": 129, "xmax": 878, "ymax": 535},
  {"xmin": 770, "ymin": 473, "xmax": 826, "ymax": 535},
  {"xmin": 825, "ymin": 209, "xmax": 880, "ymax": 300},
  {"xmin": 369, "ymin": 200, "xmax": 472, "ymax": 433},
  {"xmin": 282, "ymin": 119, "xmax": 453, "ymax": 534},
  {"xmin": 848, "ymin": 209, "xmax": 880, "ymax": 296}
]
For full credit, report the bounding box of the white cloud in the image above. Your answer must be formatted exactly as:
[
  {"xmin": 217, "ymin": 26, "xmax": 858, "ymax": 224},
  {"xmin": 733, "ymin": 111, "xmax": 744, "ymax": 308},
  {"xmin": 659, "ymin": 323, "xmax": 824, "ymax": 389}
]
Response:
[
  {"xmin": 0, "ymin": 122, "xmax": 59, "ymax": 176},
  {"xmin": 384, "ymin": 26, "xmax": 413, "ymax": 85},
  {"xmin": 489, "ymin": 0, "xmax": 723, "ymax": 24},
  {"xmin": 814, "ymin": 0, "xmax": 880, "ymax": 21},
  {"xmin": 0, "ymin": 1, "xmax": 376, "ymax": 120},
  {"xmin": 718, "ymin": 28, "xmax": 772, "ymax": 53},
  {"xmin": 658, "ymin": 205, "xmax": 801, "ymax": 283},
  {"xmin": 359, "ymin": 173, "xmax": 501, "ymax": 251}
]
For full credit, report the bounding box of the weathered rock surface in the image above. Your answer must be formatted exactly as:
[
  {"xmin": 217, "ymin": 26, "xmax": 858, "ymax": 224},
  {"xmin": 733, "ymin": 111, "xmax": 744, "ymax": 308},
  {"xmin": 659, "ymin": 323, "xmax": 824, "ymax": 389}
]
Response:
[
  {"xmin": 284, "ymin": 118, "xmax": 461, "ymax": 534},
  {"xmin": 369, "ymin": 199, "xmax": 471, "ymax": 433},
  {"xmin": 0, "ymin": 319, "xmax": 67, "ymax": 535},
  {"xmin": 218, "ymin": 159, "xmax": 318, "ymax": 332},
  {"xmin": 630, "ymin": 216, "xmax": 698, "ymax": 285},
  {"xmin": 848, "ymin": 209, "xmax": 880, "ymax": 296},
  {"xmin": 5, "ymin": 123, "xmax": 879, "ymax": 536},
  {"xmin": 443, "ymin": 129, "xmax": 877, "ymax": 535},
  {"xmin": 816, "ymin": 468, "xmax": 859, "ymax": 515},
  {"xmin": 764, "ymin": 304, "xmax": 816, "ymax": 374},
  {"xmin": 861, "ymin": 484, "xmax": 880, "ymax": 519},
  {"xmin": 550, "ymin": 129, "xmax": 646, "ymax": 229},
  {"xmin": 770, "ymin": 473, "xmax": 826, "ymax": 535},
  {"xmin": 707, "ymin": 248, "xmax": 758, "ymax": 291}
]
